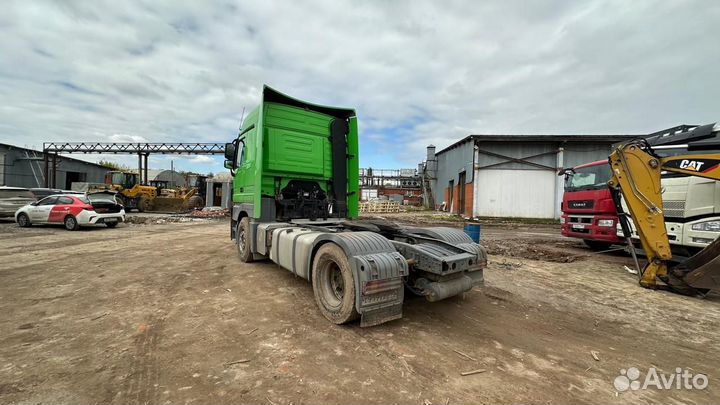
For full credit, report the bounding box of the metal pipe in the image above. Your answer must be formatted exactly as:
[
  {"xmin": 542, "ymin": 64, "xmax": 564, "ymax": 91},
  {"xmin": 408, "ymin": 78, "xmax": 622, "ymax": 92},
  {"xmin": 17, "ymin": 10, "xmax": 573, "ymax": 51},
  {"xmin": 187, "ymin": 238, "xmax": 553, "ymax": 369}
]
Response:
[
  {"xmin": 144, "ymin": 154, "xmax": 148, "ymax": 185},
  {"xmin": 415, "ymin": 275, "xmax": 475, "ymax": 302},
  {"xmin": 43, "ymin": 152, "xmax": 49, "ymax": 187},
  {"xmin": 51, "ymin": 154, "xmax": 57, "ymax": 188},
  {"xmin": 138, "ymin": 153, "xmax": 142, "ymax": 184},
  {"xmin": 652, "ymin": 144, "xmax": 690, "ymax": 150}
]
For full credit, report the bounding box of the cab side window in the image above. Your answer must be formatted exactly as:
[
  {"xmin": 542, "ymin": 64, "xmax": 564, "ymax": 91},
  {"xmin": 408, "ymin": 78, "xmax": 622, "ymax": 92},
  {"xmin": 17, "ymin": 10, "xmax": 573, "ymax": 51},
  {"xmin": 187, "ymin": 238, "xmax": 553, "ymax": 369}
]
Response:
[{"xmin": 235, "ymin": 139, "xmax": 246, "ymax": 168}]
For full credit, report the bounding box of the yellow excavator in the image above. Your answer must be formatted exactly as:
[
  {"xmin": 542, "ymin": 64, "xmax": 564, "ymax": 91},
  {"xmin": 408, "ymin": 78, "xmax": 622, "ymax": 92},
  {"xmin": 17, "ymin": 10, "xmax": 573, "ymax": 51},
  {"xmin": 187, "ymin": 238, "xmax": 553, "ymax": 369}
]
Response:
[{"xmin": 609, "ymin": 123, "xmax": 720, "ymax": 296}]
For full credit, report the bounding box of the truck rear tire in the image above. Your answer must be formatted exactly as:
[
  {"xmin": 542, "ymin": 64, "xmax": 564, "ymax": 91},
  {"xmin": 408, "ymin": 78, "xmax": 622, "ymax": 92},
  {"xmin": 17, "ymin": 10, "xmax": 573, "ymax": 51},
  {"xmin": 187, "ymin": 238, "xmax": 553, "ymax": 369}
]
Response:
[
  {"xmin": 312, "ymin": 243, "xmax": 359, "ymax": 324},
  {"xmin": 236, "ymin": 217, "xmax": 254, "ymax": 263}
]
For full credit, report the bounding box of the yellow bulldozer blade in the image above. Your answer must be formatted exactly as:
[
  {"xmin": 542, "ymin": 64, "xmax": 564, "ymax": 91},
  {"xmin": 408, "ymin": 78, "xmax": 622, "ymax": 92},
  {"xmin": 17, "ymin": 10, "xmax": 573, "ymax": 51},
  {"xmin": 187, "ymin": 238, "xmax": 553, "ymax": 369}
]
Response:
[
  {"xmin": 667, "ymin": 236, "xmax": 720, "ymax": 295},
  {"xmin": 148, "ymin": 197, "xmax": 188, "ymax": 213},
  {"xmin": 146, "ymin": 194, "xmax": 205, "ymax": 213}
]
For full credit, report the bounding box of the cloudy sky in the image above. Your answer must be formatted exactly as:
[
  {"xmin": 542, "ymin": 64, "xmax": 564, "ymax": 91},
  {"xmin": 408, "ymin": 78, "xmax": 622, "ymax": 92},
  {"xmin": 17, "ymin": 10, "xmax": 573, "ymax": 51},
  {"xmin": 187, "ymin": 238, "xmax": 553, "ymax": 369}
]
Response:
[{"xmin": 2, "ymin": 1, "xmax": 719, "ymax": 174}]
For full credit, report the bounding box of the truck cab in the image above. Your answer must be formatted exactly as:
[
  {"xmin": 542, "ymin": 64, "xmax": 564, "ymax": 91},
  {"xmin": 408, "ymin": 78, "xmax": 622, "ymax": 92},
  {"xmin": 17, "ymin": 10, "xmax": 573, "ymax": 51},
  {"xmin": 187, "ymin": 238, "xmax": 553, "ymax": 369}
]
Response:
[
  {"xmin": 618, "ymin": 175, "xmax": 720, "ymax": 256},
  {"xmin": 224, "ymin": 87, "xmax": 359, "ymax": 223},
  {"xmin": 560, "ymin": 160, "xmax": 622, "ymax": 249}
]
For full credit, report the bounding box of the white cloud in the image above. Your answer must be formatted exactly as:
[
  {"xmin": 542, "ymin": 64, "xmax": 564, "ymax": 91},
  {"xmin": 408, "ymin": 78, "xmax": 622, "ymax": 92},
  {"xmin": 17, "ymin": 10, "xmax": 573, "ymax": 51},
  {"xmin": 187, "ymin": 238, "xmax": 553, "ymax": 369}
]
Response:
[
  {"xmin": 109, "ymin": 133, "xmax": 148, "ymax": 143},
  {"xmin": 189, "ymin": 155, "xmax": 214, "ymax": 164},
  {"xmin": 1, "ymin": 0, "xmax": 719, "ymax": 170}
]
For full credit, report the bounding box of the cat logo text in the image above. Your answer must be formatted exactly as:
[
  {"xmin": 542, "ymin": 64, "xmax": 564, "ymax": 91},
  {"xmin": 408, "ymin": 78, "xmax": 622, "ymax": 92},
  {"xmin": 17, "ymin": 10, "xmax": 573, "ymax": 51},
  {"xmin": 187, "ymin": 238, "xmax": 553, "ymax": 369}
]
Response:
[{"xmin": 679, "ymin": 160, "xmax": 705, "ymax": 172}]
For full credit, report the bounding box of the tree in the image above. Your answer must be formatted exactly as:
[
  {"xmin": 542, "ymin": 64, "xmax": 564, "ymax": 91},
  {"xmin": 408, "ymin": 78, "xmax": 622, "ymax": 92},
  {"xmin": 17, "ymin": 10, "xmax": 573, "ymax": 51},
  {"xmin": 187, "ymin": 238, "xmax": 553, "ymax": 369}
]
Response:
[{"xmin": 98, "ymin": 159, "xmax": 130, "ymax": 171}]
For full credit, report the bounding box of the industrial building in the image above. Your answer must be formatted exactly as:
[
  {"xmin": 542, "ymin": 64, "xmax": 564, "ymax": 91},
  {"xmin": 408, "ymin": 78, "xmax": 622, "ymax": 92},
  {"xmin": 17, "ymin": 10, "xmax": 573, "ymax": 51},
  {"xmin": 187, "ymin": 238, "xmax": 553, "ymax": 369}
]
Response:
[
  {"xmin": 205, "ymin": 172, "xmax": 233, "ymax": 209},
  {"xmin": 359, "ymin": 168, "xmax": 424, "ymax": 205},
  {"xmin": 145, "ymin": 169, "xmax": 188, "ymax": 188},
  {"xmin": 425, "ymin": 134, "xmax": 635, "ymax": 219},
  {"xmin": 0, "ymin": 143, "xmax": 108, "ymax": 189}
]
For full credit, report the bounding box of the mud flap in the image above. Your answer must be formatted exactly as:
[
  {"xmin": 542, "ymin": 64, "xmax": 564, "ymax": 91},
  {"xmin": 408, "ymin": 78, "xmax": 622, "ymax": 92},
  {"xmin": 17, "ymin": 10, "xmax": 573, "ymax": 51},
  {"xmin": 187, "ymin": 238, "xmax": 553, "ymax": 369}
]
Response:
[
  {"xmin": 360, "ymin": 303, "xmax": 403, "ymax": 327},
  {"xmin": 676, "ymin": 236, "xmax": 720, "ymax": 291},
  {"xmin": 313, "ymin": 232, "xmax": 408, "ymax": 327}
]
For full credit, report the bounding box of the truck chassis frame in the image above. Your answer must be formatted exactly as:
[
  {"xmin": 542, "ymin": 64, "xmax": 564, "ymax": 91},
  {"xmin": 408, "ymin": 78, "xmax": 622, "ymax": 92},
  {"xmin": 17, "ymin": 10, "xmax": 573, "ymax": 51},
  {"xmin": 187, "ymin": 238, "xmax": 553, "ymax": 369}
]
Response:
[{"xmin": 231, "ymin": 210, "xmax": 487, "ymax": 326}]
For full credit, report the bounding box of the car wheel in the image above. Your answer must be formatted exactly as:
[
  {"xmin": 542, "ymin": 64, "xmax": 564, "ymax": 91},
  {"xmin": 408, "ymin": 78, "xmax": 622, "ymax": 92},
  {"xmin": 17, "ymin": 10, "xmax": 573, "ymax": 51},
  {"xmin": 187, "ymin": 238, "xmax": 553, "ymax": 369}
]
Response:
[
  {"xmin": 105, "ymin": 222, "xmax": 118, "ymax": 228},
  {"xmin": 64, "ymin": 215, "xmax": 79, "ymax": 231},
  {"xmin": 312, "ymin": 243, "xmax": 359, "ymax": 324},
  {"xmin": 16, "ymin": 213, "xmax": 31, "ymax": 227},
  {"xmin": 236, "ymin": 217, "xmax": 254, "ymax": 263}
]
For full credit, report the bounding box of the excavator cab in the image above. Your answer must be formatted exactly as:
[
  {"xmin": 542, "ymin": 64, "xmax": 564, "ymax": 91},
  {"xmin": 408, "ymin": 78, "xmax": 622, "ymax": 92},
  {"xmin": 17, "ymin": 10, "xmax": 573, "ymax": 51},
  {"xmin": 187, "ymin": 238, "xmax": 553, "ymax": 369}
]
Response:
[
  {"xmin": 609, "ymin": 123, "xmax": 720, "ymax": 296},
  {"xmin": 105, "ymin": 171, "xmax": 139, "ymax": 190}
]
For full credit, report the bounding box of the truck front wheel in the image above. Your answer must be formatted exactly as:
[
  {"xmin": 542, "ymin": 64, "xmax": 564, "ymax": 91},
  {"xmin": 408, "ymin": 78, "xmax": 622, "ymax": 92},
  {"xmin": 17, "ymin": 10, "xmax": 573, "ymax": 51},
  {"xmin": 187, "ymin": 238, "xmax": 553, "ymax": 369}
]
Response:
[
  {"xmin": 236, "ymin": 217, "xmax": 254, "ymax": 263},
  {"xmin": 312, "ymin": 243, "xmax": 359, "ymax": 324}
]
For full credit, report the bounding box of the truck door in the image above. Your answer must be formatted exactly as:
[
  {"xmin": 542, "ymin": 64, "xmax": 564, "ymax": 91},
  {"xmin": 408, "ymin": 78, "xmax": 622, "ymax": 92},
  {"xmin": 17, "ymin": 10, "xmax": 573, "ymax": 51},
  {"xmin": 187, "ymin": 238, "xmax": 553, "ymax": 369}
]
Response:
[{"xmin": 233, "ymin": 128, "xmax": 256, "ymax": 205}]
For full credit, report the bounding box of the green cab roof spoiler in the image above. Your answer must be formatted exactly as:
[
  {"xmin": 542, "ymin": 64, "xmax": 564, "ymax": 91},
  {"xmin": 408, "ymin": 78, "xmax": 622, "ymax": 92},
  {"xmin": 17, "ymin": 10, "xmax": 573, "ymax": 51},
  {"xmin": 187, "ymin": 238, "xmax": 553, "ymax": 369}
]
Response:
[{"xmin": 262, "ymin": 85, "xmax": 356, "ymax": 119}]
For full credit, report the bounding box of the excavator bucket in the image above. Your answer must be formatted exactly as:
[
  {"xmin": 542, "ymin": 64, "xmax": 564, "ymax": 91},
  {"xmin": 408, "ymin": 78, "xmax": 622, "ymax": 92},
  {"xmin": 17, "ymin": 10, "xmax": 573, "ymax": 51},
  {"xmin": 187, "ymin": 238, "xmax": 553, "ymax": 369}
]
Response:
[{"xmin": 673, "ymin": 236, "xmax": 720, "ymax": 292}]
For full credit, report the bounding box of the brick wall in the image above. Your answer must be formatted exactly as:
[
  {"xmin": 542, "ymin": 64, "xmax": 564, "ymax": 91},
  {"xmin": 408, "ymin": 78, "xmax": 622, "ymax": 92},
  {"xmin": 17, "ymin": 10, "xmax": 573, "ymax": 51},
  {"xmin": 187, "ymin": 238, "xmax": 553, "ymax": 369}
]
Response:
[
  {"xmin": 442, "ymin": 183, "xmax": 474, "ymax": 215},
  {"xmin": 463, "ymin": 182, "xmax": 473, "ymax": 216}
]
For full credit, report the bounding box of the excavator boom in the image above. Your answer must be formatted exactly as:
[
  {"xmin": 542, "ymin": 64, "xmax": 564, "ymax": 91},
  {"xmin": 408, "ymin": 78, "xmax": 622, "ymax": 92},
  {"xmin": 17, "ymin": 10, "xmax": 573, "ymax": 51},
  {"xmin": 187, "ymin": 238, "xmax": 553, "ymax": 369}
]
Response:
[{"xmin": 608, "ymin": 123, "xmax": 720, "ymax": 295}]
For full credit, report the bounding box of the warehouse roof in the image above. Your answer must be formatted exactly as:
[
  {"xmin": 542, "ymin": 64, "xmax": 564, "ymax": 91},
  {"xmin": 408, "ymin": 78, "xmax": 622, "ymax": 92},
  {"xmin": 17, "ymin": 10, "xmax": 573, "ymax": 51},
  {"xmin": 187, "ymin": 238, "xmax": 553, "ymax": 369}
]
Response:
[
  {"xmin": 0, "ymin": 142, "xmax": 108, "ymax": 169},
  {"xmin": 435, "ymin": 133, "xmax": 639, "ymax": 156}
]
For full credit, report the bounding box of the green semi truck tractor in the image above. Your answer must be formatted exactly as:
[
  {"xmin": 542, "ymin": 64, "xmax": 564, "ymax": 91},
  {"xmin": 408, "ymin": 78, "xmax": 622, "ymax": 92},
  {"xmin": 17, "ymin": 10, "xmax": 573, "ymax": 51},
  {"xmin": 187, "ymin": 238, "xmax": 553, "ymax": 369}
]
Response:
[{"xmin": 224, "ymin": 86, "xmax": 487, "ymax": 326}]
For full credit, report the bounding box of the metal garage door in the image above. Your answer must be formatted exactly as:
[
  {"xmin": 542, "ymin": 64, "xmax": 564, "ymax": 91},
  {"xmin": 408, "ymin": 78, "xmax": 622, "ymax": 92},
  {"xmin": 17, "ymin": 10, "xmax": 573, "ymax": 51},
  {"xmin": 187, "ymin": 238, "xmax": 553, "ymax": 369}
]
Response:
[{"xmin": 473, "ymin": 169, "xmax": 557, "ymax": 218}]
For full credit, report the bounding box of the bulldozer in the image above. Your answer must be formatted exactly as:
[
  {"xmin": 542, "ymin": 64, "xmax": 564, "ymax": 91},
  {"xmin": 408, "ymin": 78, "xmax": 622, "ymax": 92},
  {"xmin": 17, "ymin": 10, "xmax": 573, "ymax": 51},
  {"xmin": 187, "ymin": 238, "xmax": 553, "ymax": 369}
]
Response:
[
  {"xmin": 102, "ymin": 171, "xmax": 157, "ymax": 212},
  {"xmin": 609, "ymin": 123, "xmax": 720, "ymax": 296},
  {"xmin": 95, "ymin": 171, "xmax": 204, "ymax": 213},
  {"xmin": 151, "ymin": 184, "xmax": 204, "ymax": 212}
]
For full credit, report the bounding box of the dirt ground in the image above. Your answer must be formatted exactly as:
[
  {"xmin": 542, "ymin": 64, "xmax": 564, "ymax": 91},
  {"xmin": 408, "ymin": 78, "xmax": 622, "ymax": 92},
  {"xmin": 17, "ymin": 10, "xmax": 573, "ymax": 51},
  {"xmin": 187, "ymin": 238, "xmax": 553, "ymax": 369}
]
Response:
[{"xmin": 1, "ymin": 213, "xmax": 719, "ymax": 404}]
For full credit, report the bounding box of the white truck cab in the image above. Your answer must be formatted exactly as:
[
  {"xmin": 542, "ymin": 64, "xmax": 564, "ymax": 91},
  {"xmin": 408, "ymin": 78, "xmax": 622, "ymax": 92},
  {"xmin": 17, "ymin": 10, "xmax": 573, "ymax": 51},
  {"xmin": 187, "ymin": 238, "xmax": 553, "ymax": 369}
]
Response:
[{"xmin": 618, "ymin": 176, "xmax": 720, "ymax": 254}]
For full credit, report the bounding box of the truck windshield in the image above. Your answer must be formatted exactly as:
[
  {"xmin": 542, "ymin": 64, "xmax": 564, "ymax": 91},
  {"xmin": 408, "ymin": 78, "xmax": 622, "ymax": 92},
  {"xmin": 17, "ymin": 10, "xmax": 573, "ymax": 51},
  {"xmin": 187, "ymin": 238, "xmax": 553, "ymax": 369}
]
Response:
[{"xmin": 565, "ymin": 164, "xmax": 612, "ymax": 192}]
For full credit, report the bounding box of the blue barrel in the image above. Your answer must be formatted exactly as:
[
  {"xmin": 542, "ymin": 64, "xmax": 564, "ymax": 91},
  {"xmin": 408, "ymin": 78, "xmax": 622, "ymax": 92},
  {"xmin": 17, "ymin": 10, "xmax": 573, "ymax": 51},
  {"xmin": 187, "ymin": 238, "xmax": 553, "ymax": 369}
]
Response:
[{"xmin": 464, "ymin": 223, "xmax": 481, "ymax": 243}]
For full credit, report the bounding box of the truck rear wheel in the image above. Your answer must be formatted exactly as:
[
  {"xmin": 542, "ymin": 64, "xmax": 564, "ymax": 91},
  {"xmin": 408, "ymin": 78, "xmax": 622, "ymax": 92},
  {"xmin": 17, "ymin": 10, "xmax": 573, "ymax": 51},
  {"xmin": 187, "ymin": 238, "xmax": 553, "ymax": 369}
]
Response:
[
  {"xmin": 312, "ymin": 243, "xmax": 359, "ymax": 324},
  {"xmin": 236, "ymin": 217, "xmax": 254, "ymax": 263}
]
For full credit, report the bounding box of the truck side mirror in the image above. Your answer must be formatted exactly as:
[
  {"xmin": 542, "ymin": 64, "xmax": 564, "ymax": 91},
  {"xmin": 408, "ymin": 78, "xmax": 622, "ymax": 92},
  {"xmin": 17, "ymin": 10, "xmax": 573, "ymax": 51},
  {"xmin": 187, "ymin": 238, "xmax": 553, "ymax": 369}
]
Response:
[
  {"xmin": 224, "ymin": 159, "xmax": 234, "ymax": 170},
  {"xmin": 224, "ymin": 142, "xmax": 236, "ymax": 161}
]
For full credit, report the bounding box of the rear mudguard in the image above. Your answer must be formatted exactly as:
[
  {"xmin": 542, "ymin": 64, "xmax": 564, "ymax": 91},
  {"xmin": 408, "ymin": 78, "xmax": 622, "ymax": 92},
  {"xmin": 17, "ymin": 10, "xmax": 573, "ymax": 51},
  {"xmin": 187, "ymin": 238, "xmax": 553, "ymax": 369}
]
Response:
[{"xmin": 313, "ymin": 232, "xmax": 408, "ymax": 327}]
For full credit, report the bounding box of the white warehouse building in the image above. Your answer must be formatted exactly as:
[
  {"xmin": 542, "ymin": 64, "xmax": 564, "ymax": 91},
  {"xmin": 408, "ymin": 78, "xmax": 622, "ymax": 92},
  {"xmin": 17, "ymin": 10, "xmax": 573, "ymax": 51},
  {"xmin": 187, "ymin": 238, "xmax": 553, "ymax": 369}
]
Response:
[{"xmin": 426, "ymin": 134, "xmax": 635, "ymax": 219}]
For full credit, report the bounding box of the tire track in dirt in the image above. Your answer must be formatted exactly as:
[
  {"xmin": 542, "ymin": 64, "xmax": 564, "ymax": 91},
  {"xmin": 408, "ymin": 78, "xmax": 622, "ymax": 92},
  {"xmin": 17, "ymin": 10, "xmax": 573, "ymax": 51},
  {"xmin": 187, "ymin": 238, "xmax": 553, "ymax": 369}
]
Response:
[
  {"xmin": 119, "ymin": 271, "xmax": 188, "ymax": 404},
  {"xmin": 122, "ymin": 315, "xmax": 165, "ymax": 404}
]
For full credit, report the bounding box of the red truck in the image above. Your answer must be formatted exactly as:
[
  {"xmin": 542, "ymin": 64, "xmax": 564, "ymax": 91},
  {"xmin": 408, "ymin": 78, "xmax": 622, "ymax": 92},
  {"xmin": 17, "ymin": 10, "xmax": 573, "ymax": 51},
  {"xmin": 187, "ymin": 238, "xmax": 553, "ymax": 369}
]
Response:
[{"xmin": 560, "ymin": 160, "xmax": 622, "ymax": 250}]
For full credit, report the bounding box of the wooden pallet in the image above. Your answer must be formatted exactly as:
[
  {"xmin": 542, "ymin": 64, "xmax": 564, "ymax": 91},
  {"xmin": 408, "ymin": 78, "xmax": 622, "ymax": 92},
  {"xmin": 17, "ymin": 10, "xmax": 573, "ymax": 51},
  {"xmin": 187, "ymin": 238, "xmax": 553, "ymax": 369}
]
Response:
[{"xmin": 360, "ymin": 201, "xmax": 401, "ymax": 213}]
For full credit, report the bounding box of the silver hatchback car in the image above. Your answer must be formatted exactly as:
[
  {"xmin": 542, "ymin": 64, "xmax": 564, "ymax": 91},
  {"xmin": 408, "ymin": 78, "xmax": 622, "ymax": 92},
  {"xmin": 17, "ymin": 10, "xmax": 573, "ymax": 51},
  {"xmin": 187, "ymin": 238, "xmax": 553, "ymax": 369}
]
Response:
[{"xmin": 0, "ymin": 187, "xmax": 37, "ymax": 218}]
